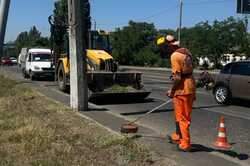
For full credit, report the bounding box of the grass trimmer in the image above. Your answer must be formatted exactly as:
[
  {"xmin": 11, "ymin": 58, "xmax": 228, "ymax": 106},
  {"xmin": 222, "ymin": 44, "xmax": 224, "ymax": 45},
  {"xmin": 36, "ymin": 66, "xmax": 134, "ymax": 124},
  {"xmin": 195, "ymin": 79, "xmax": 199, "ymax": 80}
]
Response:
[{"xmin": 120, "ymin": 99, "xmax": 173, "ymax": 134}]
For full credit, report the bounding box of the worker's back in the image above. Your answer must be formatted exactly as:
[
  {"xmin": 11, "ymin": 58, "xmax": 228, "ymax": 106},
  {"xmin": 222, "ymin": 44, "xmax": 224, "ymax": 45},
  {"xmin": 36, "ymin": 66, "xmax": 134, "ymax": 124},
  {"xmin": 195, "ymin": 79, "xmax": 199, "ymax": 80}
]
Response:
[{"xmin": 171, "ymin": 48, "xmax": 195, "ymax": 96}]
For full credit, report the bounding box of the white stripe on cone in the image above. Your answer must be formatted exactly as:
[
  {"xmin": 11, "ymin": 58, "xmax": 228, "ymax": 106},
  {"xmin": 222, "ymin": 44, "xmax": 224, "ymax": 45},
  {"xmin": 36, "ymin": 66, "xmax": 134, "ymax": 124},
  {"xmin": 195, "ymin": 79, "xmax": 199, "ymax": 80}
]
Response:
[
  {"xmin": 218, "ymin": 132, "xmax": 226, "ymax": 138},
  {"xmin": 220, "ymin": 123, "xmax": 225, "ymax": 128}
]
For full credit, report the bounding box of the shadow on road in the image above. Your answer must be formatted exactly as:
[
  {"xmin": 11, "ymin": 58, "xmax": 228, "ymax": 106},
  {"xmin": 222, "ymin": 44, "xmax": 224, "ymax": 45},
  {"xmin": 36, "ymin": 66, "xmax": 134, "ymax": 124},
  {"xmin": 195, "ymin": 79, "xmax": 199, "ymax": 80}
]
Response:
[
  {"xmin": 231, "ymin": 98, "xmax": 250, "ymax": 108},
  {"xmin": 90, "ymin": 97, "xmax": 156, "ymax": 105},
  {"xmin": 128, "ymin": 135, "xmax": 249, "ymax": 161},
  {"xmin": 33, "ymin": 76, "xmax": 55, "ymax": 82},
  {"xmin": 191, "ymin": 144, "xmax": 249, "ymax": 160}
]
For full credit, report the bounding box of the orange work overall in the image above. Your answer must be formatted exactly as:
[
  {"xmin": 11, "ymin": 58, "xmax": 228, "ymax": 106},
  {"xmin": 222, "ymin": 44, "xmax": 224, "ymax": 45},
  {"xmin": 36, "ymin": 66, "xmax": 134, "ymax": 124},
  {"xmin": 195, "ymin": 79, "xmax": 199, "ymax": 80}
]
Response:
[{"xmin": 170, "ymin": 48, "xmax": 196, "ymax": 149}]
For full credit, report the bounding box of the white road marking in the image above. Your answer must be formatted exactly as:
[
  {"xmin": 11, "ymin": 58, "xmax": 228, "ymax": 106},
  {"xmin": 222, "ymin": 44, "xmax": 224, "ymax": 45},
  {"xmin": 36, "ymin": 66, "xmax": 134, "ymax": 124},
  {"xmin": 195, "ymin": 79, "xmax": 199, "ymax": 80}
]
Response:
[{"xmin": 203, "ymin": 107, "xmax": 250, "ymax": 121}]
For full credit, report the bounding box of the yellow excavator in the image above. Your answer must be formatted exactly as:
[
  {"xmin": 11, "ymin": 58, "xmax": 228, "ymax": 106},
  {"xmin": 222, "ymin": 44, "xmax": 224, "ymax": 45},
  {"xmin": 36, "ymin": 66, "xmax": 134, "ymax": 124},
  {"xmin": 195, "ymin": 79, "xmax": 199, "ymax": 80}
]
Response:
[
  {"xmin": 48, "ymin": 0, "xmax": 150, "ymax": 101},
  {"xmin": 52, "ymin": 29, "xmax": 151, "ymax": 100}
]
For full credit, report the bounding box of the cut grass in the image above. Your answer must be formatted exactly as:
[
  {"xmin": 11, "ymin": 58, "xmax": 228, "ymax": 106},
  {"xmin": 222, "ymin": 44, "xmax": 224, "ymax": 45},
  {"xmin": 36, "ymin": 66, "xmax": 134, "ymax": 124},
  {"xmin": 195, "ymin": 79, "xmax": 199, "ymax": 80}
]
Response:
[
  {"xmin": 103, "ymin": 85, "xmax": 138, "ymax": 93},
  {"xmin": 0, "ymin": 75, "xmax": 165, "ymax": 166}
]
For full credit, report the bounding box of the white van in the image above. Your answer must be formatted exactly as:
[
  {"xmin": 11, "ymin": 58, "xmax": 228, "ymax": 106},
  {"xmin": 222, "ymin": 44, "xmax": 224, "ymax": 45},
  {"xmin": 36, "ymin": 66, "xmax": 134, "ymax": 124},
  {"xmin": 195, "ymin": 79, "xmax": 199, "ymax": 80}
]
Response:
[{"xmin": 24, "ymin": 48, "xmax": 54, "ymax": 80}]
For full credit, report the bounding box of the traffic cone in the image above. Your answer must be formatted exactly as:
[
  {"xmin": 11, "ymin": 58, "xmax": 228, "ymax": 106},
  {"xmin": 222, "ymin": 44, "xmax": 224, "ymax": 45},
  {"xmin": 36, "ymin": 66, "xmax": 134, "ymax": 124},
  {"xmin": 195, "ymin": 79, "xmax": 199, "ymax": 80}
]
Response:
[{"xmin": 213, "ymin": 116, "xmax": 231, "ymax": 149}]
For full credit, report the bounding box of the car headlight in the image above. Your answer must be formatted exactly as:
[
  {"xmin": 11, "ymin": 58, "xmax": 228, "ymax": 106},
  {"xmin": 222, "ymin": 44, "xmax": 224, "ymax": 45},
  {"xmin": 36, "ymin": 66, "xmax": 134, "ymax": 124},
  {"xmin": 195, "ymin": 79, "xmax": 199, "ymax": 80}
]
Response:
[{"xmin": 34, "ymin": 66, "xmax": 40, "ymax": 70}]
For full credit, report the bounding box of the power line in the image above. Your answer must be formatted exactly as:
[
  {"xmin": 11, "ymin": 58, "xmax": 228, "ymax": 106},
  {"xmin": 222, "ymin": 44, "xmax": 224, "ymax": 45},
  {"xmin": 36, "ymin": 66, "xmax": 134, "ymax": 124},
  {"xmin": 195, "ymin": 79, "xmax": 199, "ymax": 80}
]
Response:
[
  {"xmin": 123, "ymin": 0, "xmax": 234, "ymax": 25},
  {"xmin": 136, "ymin": 5, "xmax": 179, "ymax": 21},
  {"xmin": 96, "ymin": 4, "xmax": 179, "ymax": 29},
  {"xmin": 94, "ymin": 0, "xmax": 235, "ymax": 29},
  {"xmin": 135, "ymin": 0, "xmax": 234, "ymax": 22},
  {"xmin": 185, "ymin": 0, "xmax": 235, "ymax": 5}
]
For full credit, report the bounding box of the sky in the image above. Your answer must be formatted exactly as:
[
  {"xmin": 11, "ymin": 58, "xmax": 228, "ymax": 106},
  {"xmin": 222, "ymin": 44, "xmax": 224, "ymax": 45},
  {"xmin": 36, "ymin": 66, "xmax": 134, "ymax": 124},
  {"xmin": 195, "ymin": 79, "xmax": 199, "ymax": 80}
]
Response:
[{"xmin": 5, "ymin": 0, "xmax": 239, "ymax": 42}]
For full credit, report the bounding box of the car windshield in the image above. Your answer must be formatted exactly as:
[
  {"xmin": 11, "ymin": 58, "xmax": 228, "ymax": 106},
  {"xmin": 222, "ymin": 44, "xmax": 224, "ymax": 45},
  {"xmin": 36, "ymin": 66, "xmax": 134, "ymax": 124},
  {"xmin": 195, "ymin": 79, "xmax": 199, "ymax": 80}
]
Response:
[{"xmin": 32, "ymin": 53, "xmax": 51, "ymax": 62}]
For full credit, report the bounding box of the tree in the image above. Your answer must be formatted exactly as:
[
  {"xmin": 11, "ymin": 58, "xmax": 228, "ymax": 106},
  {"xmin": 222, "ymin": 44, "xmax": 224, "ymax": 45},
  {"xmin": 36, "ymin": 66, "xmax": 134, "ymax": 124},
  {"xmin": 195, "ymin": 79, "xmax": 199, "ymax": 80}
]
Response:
[
  {"xmin": 208, "ymin": 17, "xmax": 248, "ymax": 66},
  {"xmin": 111, "ymin": 21, "xmax": 158, "ymax": 65},
  {"xmin": 180, "ymin": 17, "xmax": 249, "ymax": 67},
  {"xmin": 182, "ymin": 21, "xmax": 212, "ymax": 57},
  {"xmin": 14, "ymin": 26, "xmax": 50, "ymax": 53},
  {"xmin": 51, "ymin": 0, "xmax": 91, "ymax": 55},
  {"xmin": 15, "ymin": 31, "xmax": 29, "ymax": 52},
  {"xmin": 28, "ymin": 26, "xmax": 41, "ymax": 46}
]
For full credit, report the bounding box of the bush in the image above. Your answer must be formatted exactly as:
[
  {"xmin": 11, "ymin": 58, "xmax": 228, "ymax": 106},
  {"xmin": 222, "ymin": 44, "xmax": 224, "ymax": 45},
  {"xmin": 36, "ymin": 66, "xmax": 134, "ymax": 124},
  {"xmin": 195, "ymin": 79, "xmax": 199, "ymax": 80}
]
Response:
[
  {"xmin": 155, "ymin": 58, "xmax": 171, "ymax": 68},
  {"xmin": 133, "ymin": 48, "xmax": 159, "ymax": 66}
]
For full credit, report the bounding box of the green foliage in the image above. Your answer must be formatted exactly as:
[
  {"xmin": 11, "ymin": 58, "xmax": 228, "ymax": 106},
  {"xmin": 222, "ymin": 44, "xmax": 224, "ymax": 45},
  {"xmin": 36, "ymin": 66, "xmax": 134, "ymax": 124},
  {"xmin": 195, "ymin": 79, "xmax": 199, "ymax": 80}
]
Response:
[
  {"xmin": 181, "ymin": 17, "xmax": 249, "ymax": 66},
  {"xmin": 14, "ymin": 6, "xmax": 249, "ymax": 69},
  {"xmin": 15, "ymin": 26, "xmax": 50, "ymax": 52},
  {"xmin": 110, "ymin": 17, "xmax": 249, "ymax": 68},
  {"xmin": 47, "ymin": 0, "xmax": 250, "ymax": 67},
  {"xmin": 134, "ymin": 48, "xmax": 159, "ymax": 66},
  {"xmin": 51, "ymin": 0, "xmax": 91, "ymax": 55},
  {"xmin": 51, "ymin": 0, "xmax": 69, "ymax": 55},
  {"xmin": 111, "ymin": 21, "xmax": 158, "ymax": 66}
]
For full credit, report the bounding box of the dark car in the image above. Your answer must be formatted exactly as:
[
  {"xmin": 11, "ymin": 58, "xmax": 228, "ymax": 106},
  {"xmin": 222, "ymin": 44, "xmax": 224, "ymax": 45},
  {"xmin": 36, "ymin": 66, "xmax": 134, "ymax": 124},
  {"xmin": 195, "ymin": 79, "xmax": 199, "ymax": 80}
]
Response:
[
  {"xmin": 213, "ymin": 61, "xmax": 250, "ymax": 104},
  {"xmin": 0, "ymin": 57, "xmax": 12, "ymax": 66}
]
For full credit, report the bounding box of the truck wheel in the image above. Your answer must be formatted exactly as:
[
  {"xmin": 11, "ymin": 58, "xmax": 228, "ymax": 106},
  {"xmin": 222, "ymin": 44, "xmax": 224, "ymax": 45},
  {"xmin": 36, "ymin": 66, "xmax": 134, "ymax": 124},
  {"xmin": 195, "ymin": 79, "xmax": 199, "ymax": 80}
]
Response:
[
  {"xmin": 30, "ymin": 71, "xmax": 36, "ymax": 81},
  {"xmin": 22, "ymin": 70, "xmax": 28, "ymax": 78},
  {"xmin": 58, "ymin": 63, "xmax": 67, "ymax": 92},
  {"xmin": 214, "ymin": 86, "xmax": 231, "ymax": 105}
]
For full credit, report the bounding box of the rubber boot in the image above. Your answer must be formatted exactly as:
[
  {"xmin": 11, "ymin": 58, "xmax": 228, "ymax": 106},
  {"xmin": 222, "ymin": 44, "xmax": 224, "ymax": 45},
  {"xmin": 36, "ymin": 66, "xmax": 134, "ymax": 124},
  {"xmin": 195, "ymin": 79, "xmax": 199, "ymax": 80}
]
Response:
[{"xmin": 169, "ymin": 122, "xmax": 182, "ymax": 144}]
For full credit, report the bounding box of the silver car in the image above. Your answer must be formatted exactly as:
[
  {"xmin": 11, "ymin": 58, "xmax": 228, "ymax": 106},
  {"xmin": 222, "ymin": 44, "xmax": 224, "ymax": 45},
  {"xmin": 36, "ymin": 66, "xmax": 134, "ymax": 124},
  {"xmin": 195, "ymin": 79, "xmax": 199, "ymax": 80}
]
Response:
[
  {"xmin": 213, "ymin": 61, "xmax": 250, "ymax": 104},
  {"xmin": 10, "ymin": 57, "xmax": 17, "ymax": 65}
]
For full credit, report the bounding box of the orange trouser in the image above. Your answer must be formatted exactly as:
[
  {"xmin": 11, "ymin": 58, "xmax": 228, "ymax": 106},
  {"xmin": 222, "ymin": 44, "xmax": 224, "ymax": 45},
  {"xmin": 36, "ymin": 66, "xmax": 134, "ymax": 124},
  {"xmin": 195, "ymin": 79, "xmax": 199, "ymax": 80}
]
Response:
[{"xmin": 171, "ymin": 94, "xmax": 194, "ymax": 149}]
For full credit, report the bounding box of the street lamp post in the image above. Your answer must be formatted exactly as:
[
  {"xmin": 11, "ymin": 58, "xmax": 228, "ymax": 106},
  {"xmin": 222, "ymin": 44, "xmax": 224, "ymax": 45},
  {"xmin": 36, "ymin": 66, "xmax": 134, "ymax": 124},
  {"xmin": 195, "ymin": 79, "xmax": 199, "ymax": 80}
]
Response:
[
  {"xmin": 178, "ymin": 0, "xmax": 183, "ymax": 45},
  {"xmin": 0, "ymin": 0, "xmax": 11, "ymax": 58},
  {"xmin": 68, "ymin": 0, "xmax": 88, "ymax": 111}
]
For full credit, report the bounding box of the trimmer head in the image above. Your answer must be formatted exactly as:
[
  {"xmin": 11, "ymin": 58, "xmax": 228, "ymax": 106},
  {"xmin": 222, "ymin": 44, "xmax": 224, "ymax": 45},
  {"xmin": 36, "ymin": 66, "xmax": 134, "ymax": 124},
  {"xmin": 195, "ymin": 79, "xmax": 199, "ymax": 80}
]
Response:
[{"xmin": 120, "ymin": 123, "xmax": 138, "ymax": 134}]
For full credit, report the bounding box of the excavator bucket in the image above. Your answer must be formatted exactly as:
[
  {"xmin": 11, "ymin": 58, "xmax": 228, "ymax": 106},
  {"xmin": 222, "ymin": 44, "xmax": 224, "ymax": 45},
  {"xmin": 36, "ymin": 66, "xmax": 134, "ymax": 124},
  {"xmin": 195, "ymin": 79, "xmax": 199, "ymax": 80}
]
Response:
[{"xmin": 87, "ymin": 71, "xmax": 151, "ymax": 101}]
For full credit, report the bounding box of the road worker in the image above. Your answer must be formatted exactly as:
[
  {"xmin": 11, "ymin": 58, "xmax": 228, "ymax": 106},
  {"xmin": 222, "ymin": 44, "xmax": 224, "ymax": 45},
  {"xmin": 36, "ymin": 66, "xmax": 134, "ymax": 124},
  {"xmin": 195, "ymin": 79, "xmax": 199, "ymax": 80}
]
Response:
[{"xmin": 157, "ymin": 35, "xmax": 196, "ymax": 152}]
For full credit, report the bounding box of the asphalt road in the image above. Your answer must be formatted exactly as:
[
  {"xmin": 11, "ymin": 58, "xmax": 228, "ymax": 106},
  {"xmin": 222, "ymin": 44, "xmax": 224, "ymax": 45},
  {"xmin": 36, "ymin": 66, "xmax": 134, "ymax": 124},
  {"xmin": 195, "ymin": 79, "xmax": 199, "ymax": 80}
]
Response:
[
  {"xmin": 117, "ymin": 67, "xmax": 250, "ymax": 165},
  {"xmin": 1, "ymin": 65, "xmax": 250, "ymax": 166}
]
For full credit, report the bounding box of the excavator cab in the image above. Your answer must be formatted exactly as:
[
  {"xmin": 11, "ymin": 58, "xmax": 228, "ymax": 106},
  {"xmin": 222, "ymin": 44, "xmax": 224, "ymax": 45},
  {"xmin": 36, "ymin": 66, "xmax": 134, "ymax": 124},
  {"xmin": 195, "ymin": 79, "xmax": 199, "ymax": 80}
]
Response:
[
  {"xmin": 86, "ymin": 30, "xmax": 118, "ymax": 72},
  {"xmin": 89, "ymin": 30, "xmax": 111, "ymax": 53}
]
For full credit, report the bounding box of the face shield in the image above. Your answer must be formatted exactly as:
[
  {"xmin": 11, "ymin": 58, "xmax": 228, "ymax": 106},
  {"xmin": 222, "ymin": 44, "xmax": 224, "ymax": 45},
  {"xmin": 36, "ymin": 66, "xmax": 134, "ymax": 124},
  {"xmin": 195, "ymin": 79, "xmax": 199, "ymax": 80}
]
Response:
[{"xmin": 157, "ymin": 37, "xmax": 172, "ymax": 58}]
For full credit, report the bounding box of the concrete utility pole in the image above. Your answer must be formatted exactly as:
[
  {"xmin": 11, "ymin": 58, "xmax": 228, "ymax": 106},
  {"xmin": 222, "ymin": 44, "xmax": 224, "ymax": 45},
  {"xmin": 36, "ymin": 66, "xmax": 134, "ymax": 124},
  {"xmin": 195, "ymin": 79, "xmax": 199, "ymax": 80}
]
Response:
[
  {"xmin": 68, "ymin": 0, "xmax": 88, "ymax": 111},
  {"xmin": 0, "ymin": 0, "xmax": 11, "ymax": 57},
  {"xmin": 178, "ymin": 0, "xmax": 183, "ymax": 45}
]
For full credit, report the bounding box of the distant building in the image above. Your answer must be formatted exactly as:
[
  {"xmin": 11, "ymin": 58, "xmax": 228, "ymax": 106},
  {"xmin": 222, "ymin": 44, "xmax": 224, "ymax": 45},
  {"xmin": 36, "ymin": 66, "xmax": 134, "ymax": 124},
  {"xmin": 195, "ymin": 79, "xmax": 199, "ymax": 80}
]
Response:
[
  {"xmin": 4, "ymin": 43, "xmax": 15, "ymax": 49},
  {"xmin": 2, "ymin": 43, "xmax": 17, "ymax": 58},
  {"xmin": 198, "ymin": 56, "xmax": 214, "ymax": 69},
  {"xmin": 220, "ymin": 54, "xmax": 247, "ymax": 66}
]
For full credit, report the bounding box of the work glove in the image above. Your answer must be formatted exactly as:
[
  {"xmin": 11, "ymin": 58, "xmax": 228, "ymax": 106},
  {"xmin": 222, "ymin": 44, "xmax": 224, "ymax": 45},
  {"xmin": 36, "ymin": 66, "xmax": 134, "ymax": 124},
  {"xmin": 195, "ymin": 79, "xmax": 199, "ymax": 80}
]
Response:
[{"xmin": 166, "ymin": 89, "xmax": 174, "ymax": 98}]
